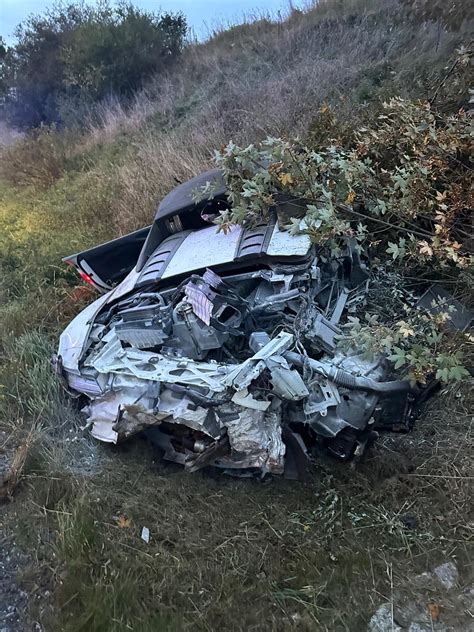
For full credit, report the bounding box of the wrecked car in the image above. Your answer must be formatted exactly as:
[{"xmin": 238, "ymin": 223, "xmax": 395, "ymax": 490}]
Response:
[{"xmin": 55, "ymin": 169, "xmax": 428, "ymax": 478}]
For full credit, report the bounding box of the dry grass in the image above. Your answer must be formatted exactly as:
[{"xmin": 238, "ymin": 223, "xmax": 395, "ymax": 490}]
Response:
[
  {"xmin": 82, "ymin": 0, "xmax": 472, "ymax": 145},
  {"xmin": 113, "ymin": 128, "xmax": 221, "ymax": 231},
  {"xmin": 72, "ymin": 0, "xmax": 471, "ymax": 236},
  {"xmin": 0, "ymin": 126, "xmax": 74, "ymax": 189},
  {"xmin": 0, "ymin": 121, "xmax": 23, "ymax": 147}
]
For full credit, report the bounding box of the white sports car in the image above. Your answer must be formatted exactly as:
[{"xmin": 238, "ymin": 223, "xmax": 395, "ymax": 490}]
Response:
[{"xmin": 55, "ymin": 169, "xmax": 423, "ymax": 478}]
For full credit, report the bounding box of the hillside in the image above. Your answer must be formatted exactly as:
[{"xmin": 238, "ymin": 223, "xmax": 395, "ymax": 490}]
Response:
[{"xmin": 0, "ymin": 1, "xmax": 473, "ymax": 630}]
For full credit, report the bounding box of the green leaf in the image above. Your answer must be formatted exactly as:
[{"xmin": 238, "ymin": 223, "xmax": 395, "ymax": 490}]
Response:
[
  {"xmin": 389, "ymin": 347, "xmax": 406, "ymax": 369},
  {"xmin": 448, "ymin": 366, "xmax": 469, "ymax": 381}
]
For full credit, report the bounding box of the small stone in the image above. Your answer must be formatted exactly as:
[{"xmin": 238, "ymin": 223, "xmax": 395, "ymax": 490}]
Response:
[
  {"xmin": 408, "ymin": 623, "xmax": 429, "ymax": 632},
  {"xmin": 434, "ymin": 562, "xmax": 458, "ymax": 590},
  {"xmin": 368, "ymin": 604, "xmax": 402, "ymax": 632}
]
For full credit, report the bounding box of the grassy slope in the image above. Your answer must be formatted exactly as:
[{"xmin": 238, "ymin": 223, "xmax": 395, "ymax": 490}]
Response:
[{"xmin": 0, "ymin": 1, "xmax": 472, "ymax": 630}]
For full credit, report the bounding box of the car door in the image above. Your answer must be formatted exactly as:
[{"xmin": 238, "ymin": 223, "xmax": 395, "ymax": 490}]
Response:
[{"xmin": 63, "ymin": 226, "xmax": 151, "ymax": 293}]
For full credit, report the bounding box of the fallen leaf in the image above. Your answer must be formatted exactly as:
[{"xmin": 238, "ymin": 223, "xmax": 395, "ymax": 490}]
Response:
[
  {"xmin": 117, "ymin": 515, "xmax": 131, "ymax": 528},
  {"xmin": 345, "ymin": 190, "xmax": 356, "ymax": 205},
  {"xmin": 418, "ymin": 240, "xmax": 433, "ymax": 257},
  {"xmin": 427, "ymin": 602, "xmax": 440, "ymax": 622},
  {"xmin": 279, "ymin": 172, "xmax": 294, "ymax": 186}
]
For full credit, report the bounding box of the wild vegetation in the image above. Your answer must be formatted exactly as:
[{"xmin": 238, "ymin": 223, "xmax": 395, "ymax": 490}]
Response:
[
  {"xmin": 0, "ymin": 0, "xmax": 472, "ymax": 630},
  {"xmin": 0, "ymin": 3, "xmax": 186, "ymax": 128},
  {"xmin": 203, "ymin": 97, "xmax": 472, "ymax": 383}
]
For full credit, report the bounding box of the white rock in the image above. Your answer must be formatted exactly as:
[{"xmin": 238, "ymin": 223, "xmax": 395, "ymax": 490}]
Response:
[
  {"xmin": 408, "ymin": 624, "xmax": 429, "ymax": 632},
  {"xmin": 434, "ymin": 562, "xmax": 458, "ymax": 590},
  {"xmin": 368, "ymin": 604, "xmax": 402, "ymax": 632}
]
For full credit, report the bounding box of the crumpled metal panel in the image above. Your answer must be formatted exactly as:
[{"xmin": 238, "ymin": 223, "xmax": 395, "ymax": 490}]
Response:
[
  {"xmin": 218, "ymin": 406, "xmax": 285, "ymax": 474},
  {"xmin": 222, "ymin": 332, "xmax": 294, "ymax": 390},
  {"xmin": 157, "ymin": 389, "xmax": 222, "ymax": 438},
  {"xmin": 85, "ymin": 334, "xmax": 231, "ymax": 391},
  {"xmin": 86, "ymin": 385, "xmax": 158, "ymax": 443}
]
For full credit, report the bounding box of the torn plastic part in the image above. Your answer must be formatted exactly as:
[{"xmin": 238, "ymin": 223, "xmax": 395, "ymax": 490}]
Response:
[
  {"xmin": 308, "ymin": 314, "xmax": 341, "ymax": 353},
  {"xmin": 282, "ymin": 427, "xmax": 311, "ymax": 481},
  {"xmin": 304, "ymin": 379, "xmax": 341, "ymax": 416},
  {"xmin": 308, "ymin": 389, "xmax": 378, "ymax": 438},
  {"xmin": 231, "ymin": 388, "xmax": 271, "ymax": 411},
  {"xmin": 249, "ymin": 331, "xmax": 271, "ymax": 353},
  {"xmin": 329, "ymin": 290, "xmax": 348, "ymax": 325},
  {"xmin": 202, "ymin": 268, "xmax": 224, "ymax": 289},
  {"xmin": 58, "ymin": 292, "xmax": 111, "ymax": 372},
  {"xmin": 184, "ymin": 281, "xmax": 214, "ymax": 326},
  {"xmin": 66, "ymin": 372, "xmax": 104, "ymax": 397},
  {"xmin": 416, "ymin": 283, "xmax": 473, "ymax": 332}
]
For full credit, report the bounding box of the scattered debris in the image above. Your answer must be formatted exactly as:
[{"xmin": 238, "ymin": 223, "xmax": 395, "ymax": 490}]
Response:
[
  {"xmin": 368, "ymin": 561, "xmax": 472, "ymax": 632},
  {"xmin": 141, "ymin": 527, "xmax": 150, "ymax": 544}
]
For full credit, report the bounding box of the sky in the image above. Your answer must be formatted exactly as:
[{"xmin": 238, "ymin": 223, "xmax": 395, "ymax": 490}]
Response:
[{"xmin": 0, "ymin": 0, "xmax": 302, "ymax": 45}]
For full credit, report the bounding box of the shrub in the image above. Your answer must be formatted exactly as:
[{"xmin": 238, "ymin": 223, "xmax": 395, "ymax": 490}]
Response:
[
  {"xmin": 2, "ymin": 3, "xmax": 186, "ymax": 129},
  {"xmin": 207, "ymin": 98, "xmax": 472, "ymax": 271},
  {"xmin": 196, "ymin": 95, "xmax": 473, "ymax": 382}
]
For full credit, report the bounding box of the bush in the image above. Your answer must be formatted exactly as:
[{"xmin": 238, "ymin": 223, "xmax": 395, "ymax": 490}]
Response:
[
  {"xmin": 197, "ymin": 94, "xmax": 473, "ymax": 383},
  {"xmin": 2, "ymin": 2, "xmax": 186, "ymax": 129}
]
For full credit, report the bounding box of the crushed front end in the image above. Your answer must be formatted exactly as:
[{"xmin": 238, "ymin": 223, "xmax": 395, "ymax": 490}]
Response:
[{"xmin": 56, "ymin": 225, "xmax": 424, "ymax": 478}]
